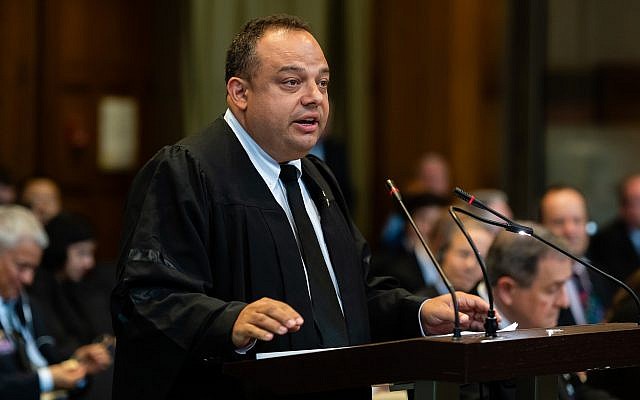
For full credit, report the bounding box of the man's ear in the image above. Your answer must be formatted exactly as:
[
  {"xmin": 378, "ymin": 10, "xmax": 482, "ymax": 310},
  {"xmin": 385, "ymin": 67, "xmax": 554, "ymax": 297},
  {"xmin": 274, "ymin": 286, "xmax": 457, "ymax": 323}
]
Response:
[
  {"xmin": 494, "ymin": 276, "xmax": 517, "ymax": 307},
  {"xmin": 227, "ymin": 77, "xmax": 249, "ymax": 110}
]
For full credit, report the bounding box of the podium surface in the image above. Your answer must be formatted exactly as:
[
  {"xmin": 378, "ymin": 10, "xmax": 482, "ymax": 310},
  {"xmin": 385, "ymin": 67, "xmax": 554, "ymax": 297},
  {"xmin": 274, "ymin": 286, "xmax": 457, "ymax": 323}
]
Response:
[{"xmin": 223, "ymin": 323, "xmax": 640, "ymax": 396}]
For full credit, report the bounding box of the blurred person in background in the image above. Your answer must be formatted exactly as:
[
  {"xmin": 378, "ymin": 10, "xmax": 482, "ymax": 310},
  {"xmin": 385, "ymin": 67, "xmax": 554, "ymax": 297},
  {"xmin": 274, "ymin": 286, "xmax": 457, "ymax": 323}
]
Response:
[
  {"xmin": 466, "ymin": 188, "xmax": 513, "ymax": 236},
  {"xmin": 371, "ymin": 192, "xmax": 449, "ymax": 296},
  {"xmin": 407, "ymin": 152, "xmax": 451, "ymax": 197},
  {"xmin": 0, "ymin": 166, "xmax": 17, "ymax": 205},
  {"xmin": 589, "ymin": 173, "xmax": 640, "ymax": 308},
  {"xmin": 540, "ymin": 185, "xmax": 603, "ymax": 325},
  {"xmin": 21, "ymin": 177, "xmax": 62, "ymax": 225},
  {"xmin": 0, "ymin": 205, "xmax": 110, "ymax": 400},
  {"xmin": 29, "ymin": 212, "xmax": 114, "ymax": 400},
  {"xmin": 381, "ymin": 152, "xmax": 452, "ymax": 249},
  {"xmin": 433, "ymin": 216, "xmax": 494, "ymax": 295},
  {"xmin": 587, "ymin": 269, "xmax": 640, "ymax": 400}
]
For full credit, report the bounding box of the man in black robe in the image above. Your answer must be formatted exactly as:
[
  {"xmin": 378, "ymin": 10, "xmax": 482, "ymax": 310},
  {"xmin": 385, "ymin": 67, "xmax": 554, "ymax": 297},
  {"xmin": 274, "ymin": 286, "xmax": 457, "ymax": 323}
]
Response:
[{"xmin": 111, "ymin": 14, "xmax": 492, "ymax": 400}]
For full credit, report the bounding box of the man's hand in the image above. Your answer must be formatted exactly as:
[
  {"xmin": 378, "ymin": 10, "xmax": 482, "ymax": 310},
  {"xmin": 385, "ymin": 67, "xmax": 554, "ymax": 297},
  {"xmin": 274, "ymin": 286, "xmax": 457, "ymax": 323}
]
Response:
[
  {"xmin": 232, "ymin": 297, "xmax": 304, "ymax": 348},
  {"xmin": 49, "ymin": 359, "xmax": 87, "ymax": 390},
  {"xmin": 420, "ymin": 292, "xmax": 498, "ymax": 335},
  {"xmin": 73, "ymin": 343, "xmax": 112, "ymax": 374}
]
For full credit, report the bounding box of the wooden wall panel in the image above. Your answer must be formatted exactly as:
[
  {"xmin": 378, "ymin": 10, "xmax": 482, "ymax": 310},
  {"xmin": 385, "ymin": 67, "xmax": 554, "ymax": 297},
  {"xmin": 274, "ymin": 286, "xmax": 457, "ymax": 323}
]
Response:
[
  {"xmin": 0, "ymin": 0, "xmax": 38, "ymax": 180},
  {"xmin": 371, "ymin": 0, "xmax": 506, "ymax": 243},
  {"xmin": 37, "ymin": 0, "xmax": 154, "ymax": 260},
  {"xmin": 0, "ymin": 0, "xmax": 182, "ymax": 260}
]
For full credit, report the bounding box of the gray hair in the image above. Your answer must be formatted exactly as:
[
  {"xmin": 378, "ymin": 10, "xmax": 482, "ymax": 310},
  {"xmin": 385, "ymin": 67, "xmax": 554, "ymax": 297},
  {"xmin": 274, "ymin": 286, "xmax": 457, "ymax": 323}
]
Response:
[
  {"xmin": 486, "ymin": 222, "xmax": 566, "ymax": 287},
  {"xmin": 0, "ymin": 205, "xmax": 48, "ymax": 253}
]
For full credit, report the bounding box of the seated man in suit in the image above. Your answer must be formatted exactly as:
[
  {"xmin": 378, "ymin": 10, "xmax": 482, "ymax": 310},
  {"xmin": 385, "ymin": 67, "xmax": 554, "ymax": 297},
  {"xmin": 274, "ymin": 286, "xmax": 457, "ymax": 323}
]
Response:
[
  {"xmin": 480, "ymin": 224, "xmax": 617, "ymax": 399},
  {"xmin": 589, "ymin": 173, "xmax": 640, "ymax": 308},
  {"xmin": 484, "ymin": 223, "xmax": 572, "ymax": 329},
  {"xmin": 0, "ymin": 205, "xmax": 111, "ymax": 400},
  {"xmin": 540, "ymin": 185, "xmax": 603, "ymax": 325},
  {"xmin": 371, "ymin": 192, "xmax": 449, "ymax": 297}
]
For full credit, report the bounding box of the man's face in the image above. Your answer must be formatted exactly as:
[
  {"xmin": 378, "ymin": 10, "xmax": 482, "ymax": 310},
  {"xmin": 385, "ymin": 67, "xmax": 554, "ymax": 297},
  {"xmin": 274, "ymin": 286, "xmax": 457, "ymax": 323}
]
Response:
[
  {"xmin": 622, "ymin": 176, "xmax": 640, "ymax": 229},
  {"xmin": 0, "ymin": 239, "xmax": 42, "ymax": 300},
  {"xmin": 22, "ymin": 180, "xmax": 61, "ymax": 224},
  {"xmin": 236, "ymin": 28, "xmax": 330, "ymax": 163},
  {"xmin": 442, "ymin": 228, "xmax": 493, "ymax": 292},
  {"xmin": 541, "ymin": 189, "xmax": 589, "ymax": 255},
  {"xmin": 418, "ymin": 160, "xmax": 449, "ymax": 196},
  {"xmin": 505, "ymin": 254, "xmax": 572, "ymax": 329},
  {"xmin": 410, "ymin": 206, "xmax": 443, "ymax": 241}
]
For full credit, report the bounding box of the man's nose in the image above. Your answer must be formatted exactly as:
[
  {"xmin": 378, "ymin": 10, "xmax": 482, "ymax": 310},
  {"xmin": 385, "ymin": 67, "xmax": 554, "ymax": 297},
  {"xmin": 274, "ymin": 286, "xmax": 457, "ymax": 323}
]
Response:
[
  {"xmin": 556, "ymin": 285, "xmax": 570, "ymax": 308},
  {"xmin": 301, "ymin": 81, "xmax": 323, "ymax": 105},
  {"xmin": 20, "ymin": 269, "xmax": 35, "ymax": 286}
]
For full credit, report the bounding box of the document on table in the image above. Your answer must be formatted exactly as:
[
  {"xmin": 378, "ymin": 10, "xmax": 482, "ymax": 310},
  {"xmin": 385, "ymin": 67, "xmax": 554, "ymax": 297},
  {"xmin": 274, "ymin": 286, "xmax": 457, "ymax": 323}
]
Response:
[
  {"xmin": 255, "ymin": 323, "xmax": 519, "ymax": 359},
  {"xmin": 256, "ymin": 346, "xmax": 345, "ymax": 360}
]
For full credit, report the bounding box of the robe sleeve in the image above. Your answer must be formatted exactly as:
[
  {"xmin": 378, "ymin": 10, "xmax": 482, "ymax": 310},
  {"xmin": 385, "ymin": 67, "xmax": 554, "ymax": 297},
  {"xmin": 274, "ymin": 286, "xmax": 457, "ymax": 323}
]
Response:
[{"xmin": 112, "ymin": 145, "xmax": 245, "ymax": 362}]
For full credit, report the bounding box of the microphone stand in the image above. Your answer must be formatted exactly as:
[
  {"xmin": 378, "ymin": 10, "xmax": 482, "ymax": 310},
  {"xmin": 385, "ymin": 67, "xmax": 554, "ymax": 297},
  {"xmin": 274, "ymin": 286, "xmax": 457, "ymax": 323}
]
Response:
[
  {"xmin": 386, "ymin": 179, "xmax": 462, "ymax": 339},
  {"xmin": 448, "ymin": 206, "xmax": 498, "ymax": 337},
  {"xmin": 453, "ymin": 187, "xmax": 640, "ymax": 326}
]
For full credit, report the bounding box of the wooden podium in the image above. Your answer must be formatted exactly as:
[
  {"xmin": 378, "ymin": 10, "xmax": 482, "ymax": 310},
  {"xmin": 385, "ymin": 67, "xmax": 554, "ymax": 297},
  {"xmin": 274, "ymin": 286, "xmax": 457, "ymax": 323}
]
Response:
[{"xmin": 223, "ymin": 323, "xmax": 640, "ymax": 399}]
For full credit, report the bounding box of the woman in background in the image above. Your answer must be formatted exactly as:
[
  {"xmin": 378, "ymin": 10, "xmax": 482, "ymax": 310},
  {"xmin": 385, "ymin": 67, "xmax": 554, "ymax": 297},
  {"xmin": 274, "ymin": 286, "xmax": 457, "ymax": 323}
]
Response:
[{"xmin": 29, "ymin": 212, "xmax": 114, "ymax": 400}]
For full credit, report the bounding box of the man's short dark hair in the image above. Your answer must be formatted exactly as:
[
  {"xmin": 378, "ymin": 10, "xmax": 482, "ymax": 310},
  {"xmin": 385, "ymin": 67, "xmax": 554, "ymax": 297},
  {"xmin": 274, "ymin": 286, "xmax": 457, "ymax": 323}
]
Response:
[
  {"xmin": 225, "ymin": 14, "xmax": 312, "ymax": 84},
  {"xmin": 486, "ymin": 222, "xmax": 567, "ymax": 287}
]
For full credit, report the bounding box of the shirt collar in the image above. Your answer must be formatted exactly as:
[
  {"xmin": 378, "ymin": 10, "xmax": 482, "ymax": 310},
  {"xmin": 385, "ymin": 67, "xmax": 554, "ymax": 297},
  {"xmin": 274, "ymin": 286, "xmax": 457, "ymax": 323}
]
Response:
[
  {"xmin": 476, "ymin": 282, "xmax": 512, "ymax": 329},
  {"xmin": 224, "ymin": 109, "xmax": 302, "ymax": 189}
]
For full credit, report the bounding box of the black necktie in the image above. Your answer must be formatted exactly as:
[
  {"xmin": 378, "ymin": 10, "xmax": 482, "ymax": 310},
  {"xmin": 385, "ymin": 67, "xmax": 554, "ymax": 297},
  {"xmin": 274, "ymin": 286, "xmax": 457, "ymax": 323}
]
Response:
[
  {"xmin": 7, "ymin": 303, "xmax": 32, "ymax": 371},
  {"xmin": 279, "ymin": 164, "xmax": 348, "ymax": 347},
  {"xmin": 11, "ymin": 330, "xmax": 32, "ymax": 371}
]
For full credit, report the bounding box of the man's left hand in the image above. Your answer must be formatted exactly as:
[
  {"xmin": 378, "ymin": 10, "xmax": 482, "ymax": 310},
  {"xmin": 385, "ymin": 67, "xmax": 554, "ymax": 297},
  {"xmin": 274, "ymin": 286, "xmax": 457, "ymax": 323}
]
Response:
[{"xmin": 420, "ymin": 292, "xmax": 498, "ymax": 335}]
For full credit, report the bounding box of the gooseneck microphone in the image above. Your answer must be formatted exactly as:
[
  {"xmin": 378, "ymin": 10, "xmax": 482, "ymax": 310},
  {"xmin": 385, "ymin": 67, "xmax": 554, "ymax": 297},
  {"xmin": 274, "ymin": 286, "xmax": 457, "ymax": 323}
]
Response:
[
  {"xmin": 448, "ymin": 206, "xmax": 498, "ymax": 337},
  {"xmin": 453, "ymin": 186, "xmax": 640, "ymax": 326},
  {"xmin": 386, "ymin": 179, "xmax": 462, "ymax": 338}
]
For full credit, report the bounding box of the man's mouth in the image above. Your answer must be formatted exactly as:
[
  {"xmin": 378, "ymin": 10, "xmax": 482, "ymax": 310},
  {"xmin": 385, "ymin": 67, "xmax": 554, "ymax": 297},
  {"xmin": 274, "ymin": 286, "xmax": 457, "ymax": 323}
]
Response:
[{"xmin": 294, "ymin": 118, "xmax": 318, "ymax": 126}]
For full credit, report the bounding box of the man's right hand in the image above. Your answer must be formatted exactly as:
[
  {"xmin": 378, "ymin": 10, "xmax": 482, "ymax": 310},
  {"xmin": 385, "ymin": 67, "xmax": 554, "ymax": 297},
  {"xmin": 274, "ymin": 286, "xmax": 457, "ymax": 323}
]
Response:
[
  {"xmin": 232, "ymin": 297, "xmax": 304, "ymax": 348},
  {"xmin": 49, "ymin": 359, "xmax": 87, "ymax": 390}
]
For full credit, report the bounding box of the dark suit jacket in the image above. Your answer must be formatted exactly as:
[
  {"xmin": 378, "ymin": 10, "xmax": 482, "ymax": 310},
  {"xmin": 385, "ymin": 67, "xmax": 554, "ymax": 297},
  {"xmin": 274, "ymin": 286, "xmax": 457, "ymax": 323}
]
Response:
[
  {"xmin": 111, "ymin": 117, "xmax": 425, "ymax": 399},
  {"xmin": 371, "ymin": 246, "xmax": 441, "ymax": 298},
  {"xmin": 0, "ymin": 295, "xmax": 66, "ymax": 400},
  {"xmin": 588, "ymin": 217, "xmax": 640, "ymax": 308}
]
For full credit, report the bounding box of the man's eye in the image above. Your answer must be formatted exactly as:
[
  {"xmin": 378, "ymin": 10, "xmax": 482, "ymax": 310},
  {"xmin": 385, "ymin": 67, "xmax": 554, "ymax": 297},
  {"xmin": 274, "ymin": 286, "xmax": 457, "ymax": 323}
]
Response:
[
  {"xmin": 17, "ymin": 263, "xmax": 33, "ymax": 271},
  {"xmin": 284, "ymin": 79, "xmax": 299, "ymax": 86},
  {"xmin": 319, "ymin": 79, "xmax": 329, "ymax": 88}
]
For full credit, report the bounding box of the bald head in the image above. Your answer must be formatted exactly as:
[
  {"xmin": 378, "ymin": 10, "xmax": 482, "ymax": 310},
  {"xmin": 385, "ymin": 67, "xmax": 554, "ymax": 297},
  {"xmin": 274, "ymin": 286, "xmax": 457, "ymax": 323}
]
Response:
[
  {"xmin": 21, "ymin": 178, "xmax": 62, "ymax": 224},
  {"xmin": 540, "ymin": 187, "xmax": 589, "ymax": 256},
  {"xmin": 620, "ymin": 174, "xmax": 640, "ymax": 229}
]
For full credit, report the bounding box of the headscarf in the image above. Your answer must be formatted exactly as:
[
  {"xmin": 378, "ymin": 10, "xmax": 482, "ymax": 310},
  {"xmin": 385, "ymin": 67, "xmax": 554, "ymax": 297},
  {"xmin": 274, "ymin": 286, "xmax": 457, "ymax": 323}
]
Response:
[{"xmin": 40, "ymin": 212, "xmax": 94, "ymax": 271}]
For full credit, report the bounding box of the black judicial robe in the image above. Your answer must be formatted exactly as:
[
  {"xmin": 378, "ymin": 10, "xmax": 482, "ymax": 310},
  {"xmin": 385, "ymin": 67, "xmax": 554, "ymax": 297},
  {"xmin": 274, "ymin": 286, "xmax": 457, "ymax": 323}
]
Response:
[{"xmin": 111, "ymin": 117, "xmax": 425, "ymax": 399}]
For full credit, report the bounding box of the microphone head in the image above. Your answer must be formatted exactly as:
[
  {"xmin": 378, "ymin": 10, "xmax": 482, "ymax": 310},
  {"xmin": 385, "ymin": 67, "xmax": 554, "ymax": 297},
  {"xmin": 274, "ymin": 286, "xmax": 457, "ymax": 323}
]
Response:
[
  {"xmin": 385, "ymin": 179, "xmax": 395, "ymax": 191},
  {"xmin": 386, "ymin": 179, "xmax": 402, "ymax": 200},
  {"xmin": 453, "ymin": 187, "xmax": 474, "ymax": 203}
]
